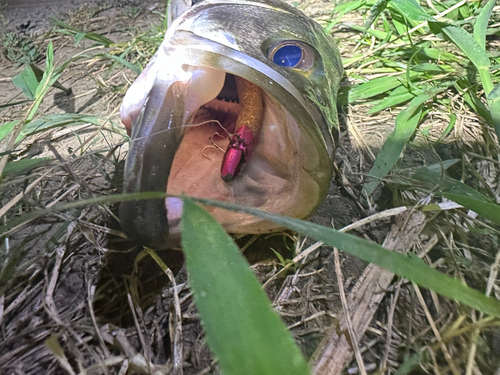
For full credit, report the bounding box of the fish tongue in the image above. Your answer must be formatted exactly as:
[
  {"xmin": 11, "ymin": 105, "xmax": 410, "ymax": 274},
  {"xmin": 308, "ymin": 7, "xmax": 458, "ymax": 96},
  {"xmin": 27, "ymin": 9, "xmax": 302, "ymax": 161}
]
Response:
[{"xmin": 120, "ymin": 66, "xmax": 225, "ymax": 249}]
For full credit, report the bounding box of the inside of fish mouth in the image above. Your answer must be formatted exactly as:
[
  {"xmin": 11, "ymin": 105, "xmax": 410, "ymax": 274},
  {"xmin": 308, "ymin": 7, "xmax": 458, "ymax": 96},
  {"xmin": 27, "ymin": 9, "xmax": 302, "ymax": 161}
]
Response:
[
  {"xmin": 166, "ymin": 70, "xmax": 323, "ymax": 236},
  {"xmin": 193, "ymin": 73, "xmax": 241, "ymax": 136},
  {"xmin": 168, "ymin": 72, "xmax": 269, "ymax": 187}
]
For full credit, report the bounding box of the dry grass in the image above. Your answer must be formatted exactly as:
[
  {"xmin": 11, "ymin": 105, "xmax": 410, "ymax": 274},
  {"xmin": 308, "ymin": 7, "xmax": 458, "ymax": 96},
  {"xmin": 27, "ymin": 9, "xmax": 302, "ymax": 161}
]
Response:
[{"xmin": 0, "ymin": 0, "xmax": 499, "ymax": 374}]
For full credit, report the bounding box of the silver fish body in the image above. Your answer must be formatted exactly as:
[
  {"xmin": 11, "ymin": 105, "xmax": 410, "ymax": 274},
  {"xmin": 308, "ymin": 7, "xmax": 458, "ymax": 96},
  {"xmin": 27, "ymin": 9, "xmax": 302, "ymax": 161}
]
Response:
[{"xmin": 120, "ymin": 0, "xmax": 343, "ymax": 249}]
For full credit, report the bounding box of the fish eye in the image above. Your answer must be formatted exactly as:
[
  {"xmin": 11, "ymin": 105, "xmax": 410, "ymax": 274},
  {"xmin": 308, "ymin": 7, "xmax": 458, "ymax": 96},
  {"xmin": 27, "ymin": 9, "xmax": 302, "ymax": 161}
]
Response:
[
  {"xmin": 267, "ymin": 41, "xmax": 314, "ymax": 70},
  {"xmin": 272, "ymin": 44, "xmax": 302, "ymax": 67}
]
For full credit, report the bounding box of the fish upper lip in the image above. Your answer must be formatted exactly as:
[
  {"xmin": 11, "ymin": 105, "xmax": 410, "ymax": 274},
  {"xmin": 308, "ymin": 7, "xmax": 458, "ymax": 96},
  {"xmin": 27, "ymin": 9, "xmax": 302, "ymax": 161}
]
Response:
[{"xmin": 164, "ymin": 31, "xmax": 335, "ymax": 157}]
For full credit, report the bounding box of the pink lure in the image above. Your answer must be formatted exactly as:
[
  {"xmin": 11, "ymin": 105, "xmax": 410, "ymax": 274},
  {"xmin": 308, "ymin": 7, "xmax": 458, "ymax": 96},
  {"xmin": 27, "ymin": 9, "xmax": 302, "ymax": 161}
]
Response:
[{"xmin": 220, "ymin": 126, "xmax": 255, "ymax": 182}]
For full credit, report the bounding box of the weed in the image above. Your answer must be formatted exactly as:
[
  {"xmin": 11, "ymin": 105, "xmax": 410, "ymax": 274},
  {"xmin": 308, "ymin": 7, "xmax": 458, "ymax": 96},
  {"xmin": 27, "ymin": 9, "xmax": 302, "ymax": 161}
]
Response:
[{"xmin": 1, "ymin": 32, "xmax": 40, "ymax": 64}]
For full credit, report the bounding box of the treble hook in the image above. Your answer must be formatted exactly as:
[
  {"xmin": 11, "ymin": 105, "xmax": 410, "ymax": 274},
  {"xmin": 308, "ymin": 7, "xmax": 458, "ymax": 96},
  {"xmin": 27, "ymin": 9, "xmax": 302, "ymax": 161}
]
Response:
[{"xmin": 201, "ymin": 131, "xmax": 226, "ymax": 160}]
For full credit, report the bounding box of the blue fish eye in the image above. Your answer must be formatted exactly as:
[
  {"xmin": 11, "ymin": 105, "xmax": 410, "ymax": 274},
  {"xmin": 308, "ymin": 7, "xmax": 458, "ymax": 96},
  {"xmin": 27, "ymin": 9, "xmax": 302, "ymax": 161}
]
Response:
[{"xmin": 272, "ymin": 44, "xmax": 303, "ymax": 67}]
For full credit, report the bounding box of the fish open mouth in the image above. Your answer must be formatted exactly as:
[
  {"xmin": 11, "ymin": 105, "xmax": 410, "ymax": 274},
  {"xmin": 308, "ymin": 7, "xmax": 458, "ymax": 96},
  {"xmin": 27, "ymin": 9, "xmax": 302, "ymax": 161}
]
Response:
[
  {"xmin": 120, "ymin": 65, "xmax": 332, "ymax": 248},
  {"xmin": 166, "ymin": 70, "xmax": 328, "ymax": 235}
]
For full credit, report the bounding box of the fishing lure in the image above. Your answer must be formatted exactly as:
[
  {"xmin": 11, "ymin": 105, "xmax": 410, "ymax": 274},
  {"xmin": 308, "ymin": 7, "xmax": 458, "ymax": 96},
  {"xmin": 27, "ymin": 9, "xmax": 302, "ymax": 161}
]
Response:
[{"xmin": 220, "ymin": 76, "xmax": 263, "ymax": 182}]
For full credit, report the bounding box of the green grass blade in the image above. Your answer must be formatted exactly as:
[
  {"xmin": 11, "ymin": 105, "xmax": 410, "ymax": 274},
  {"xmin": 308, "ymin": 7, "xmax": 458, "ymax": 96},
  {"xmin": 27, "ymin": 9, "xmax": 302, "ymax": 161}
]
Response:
[
  {"xmin": 50, "ymin": 17, "xmax": 114, "ymax": 46},
  {"xmin": 458, "ymin": 1, "xmax": 471, "ymax": 19},
  {"xmin": 362, "ymin": 92, "xmax": 434, "ymax": 198},
  {"xmin": 486, "ymin": 84, "xmax": 500, "ymax": 140},
  {"xmin": 430, "ymin": 23, "xmax": 491, "ymax": 70},
  {"xmin": 0, "ymin": 100, "xmax": 31, "ymax": 109},
  {"xmin": 434, "ymin": 112, "xmax": 456, "ymax": 144},
  {"xmin": 38, "ymin": 41, "xmax": 54, "ymax": 97},
  {"xmin": 77, "ymin": 32, "xmax": 114, "ymax": 46},
  {"xmin": 389, "ymin": 0, "xmax": 435, "ymax": 22},
  {"xmin": 0, "ymin": 121, "xmax": 19, "ymax": 143},
  {"xmin": 346, "ymin": 75, "xmax": 405, "ymax": 103},
  {"xmin": 429, "ymin": 22, "xmax": 493, "ymax": 95},
  {"xmin": 325, "ymin": 1, "xmax": 367, "ymax": 32},
  {"xmin": 411, "ymin": 63, "xmax": 452, "ymax": 74},
  {"xmin": 365, "ymin": 0, "xmax": 390, "ymax": 32},
  {"xmin": 2, "ymin": 192, "xmax": 500, "ymax": 318},
  {"xmin": 12, "ymin": 64, "xmax": 70, "ymax": 101},
  {"xmin": 348, "ymin": 24, "xmax": 395, "ymax": 41},
  {"xmin": 15, "ymin": 113, "xmax": 108, "ymax": 143},
  {"xmin": 394, "ymin": 352, "xmax": 423, "ymax": 375},
  {"xmin": 368, "ymin": 86, "xmax": 415, "ymax": 114},
  {"xmin": 473, "ymin": 0, "xmax": 496, "ymax": 51},
  {"xmin": 454, "ymin": 79, "xmax": 492, "ymax": 122},
  {"xmin": 187, "ymin": 197, "xmax": 500, "ymax": 319},
  {"xmin": 26, "ymin": 41, "xmax": 56, "ymax": 122},
  {"xmin": 181, "ymin": 199, "xmax": 310, "ymax": 375},
  {"xmin": 12, "ymin": 65, "xmax": 39, "ymax": 100},
  {"xmin": 421, "ymin": 47, "xmax": 460, "ymax": 63},
  {"xmin": 409, "ymin": 166, "xmax": 500, "ymax": 224},
  {"xmin": 100, "ymin": 53, "xmax": 141, "ymax": 74},
  {"xmin": 3, "ymin": 157, "xmax": 53, "ymax": 177}
]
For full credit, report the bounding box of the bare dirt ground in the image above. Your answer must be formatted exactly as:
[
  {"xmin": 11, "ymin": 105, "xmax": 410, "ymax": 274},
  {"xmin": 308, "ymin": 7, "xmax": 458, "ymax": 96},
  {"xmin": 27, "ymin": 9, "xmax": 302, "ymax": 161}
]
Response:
[{"xmin": 0, "ymin": 0, "xmax": 499, "ymax": 374}]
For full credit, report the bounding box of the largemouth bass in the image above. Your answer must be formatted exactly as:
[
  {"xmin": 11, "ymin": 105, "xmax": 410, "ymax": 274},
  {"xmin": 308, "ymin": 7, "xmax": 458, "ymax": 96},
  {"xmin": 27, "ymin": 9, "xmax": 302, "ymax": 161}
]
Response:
[{"xmin": 120, "ymin": 0, "xmax": 343, "ymax": 249}]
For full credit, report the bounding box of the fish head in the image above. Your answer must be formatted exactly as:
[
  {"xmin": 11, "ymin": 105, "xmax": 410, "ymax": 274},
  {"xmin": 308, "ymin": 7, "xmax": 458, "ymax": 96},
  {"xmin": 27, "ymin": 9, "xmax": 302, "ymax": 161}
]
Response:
[{"xmin": 120, "ymin": 0, "xmax": 343, "ymax": 249}]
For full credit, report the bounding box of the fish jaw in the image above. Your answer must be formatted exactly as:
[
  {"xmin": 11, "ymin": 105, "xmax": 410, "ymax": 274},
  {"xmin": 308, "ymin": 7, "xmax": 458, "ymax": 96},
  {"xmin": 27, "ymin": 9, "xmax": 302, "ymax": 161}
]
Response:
[
  {"xmin": 120, "ymin": 65, "xmax": 332, "ymax": 244},
  {"xmin": 119, "ymin": 0, "xmax": 343, "ymax": 248}
]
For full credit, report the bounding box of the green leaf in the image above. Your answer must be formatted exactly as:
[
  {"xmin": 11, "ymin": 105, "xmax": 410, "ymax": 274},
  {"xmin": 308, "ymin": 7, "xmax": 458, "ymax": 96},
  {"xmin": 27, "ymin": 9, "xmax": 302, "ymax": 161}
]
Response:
[
  {"xmin": 411, "ymin": 63, "xmax": 452, "ymax": 74},
  {"xmin": 17, "ymin": 113, "xmax": 108, "ymax": 143},
  {"xmin": 0, "ymin": 121, "xmax": 19, "ymax": 143},
  {"xmin": 3, "ymin": 157, "xmax": 53, "ymax": 177},
  {"xmin": 427, "ymin": 159, "xmax": 460, "ymax": 172},
  {"xmin": 79, "ymin": 32, "xmax": 114, "ymax": 46},
  {"xmin": 3, "ymin": 193, "xmax": 500, "ymax": 318},
  {"xmin": 31, "ymin": 41, "xmax": 54, "ymax": 112},
  {"xmin": 473, "ymin": 0, "xmax": 496, "ymax": 51},
  {"xmin": 420, "ymin": 47, "xmax": 460, "ymax": 63},
  {"xmin": 389, "ymin": 0, "xmax": 435, "ymax": 22},
  {"xmin": 12, "ymin": 65, "xmax": 39, "ymax": 100},
  {"xmin": 348, "ymin": 24, "xmax": 396, "ymax": 41},
  {"xmin": 50, "ymin": 17, "xmax": 114, "ymax": 46},
  {"xmin": 362, "ymin": 92, "xmax": 434, "ymax": 198},
  {"xmin": 487, "ymin": 84, "xmax": 500, "ymax": 140},
  {"xmin": 365, "ymin": 0, "xmax": 390, "ymax": 33},
  {"xmin": 101, "ymin": 53, "xmax": 141, "ymax": 74},
  {"xmin": 429, "ymin": 22, "xmax": 493, "ymax": 95},
  {"xmin": 458, "ymin": 2, "xmax": 471, "ymax": 19},
  {"xmin": 454, "ymin": 79, "xmax": 492, "ymax": 123},
  {"xmin": 388, "ymin": 9, "xmax": 411, "ymax": 35},
  {"xmin": 326, "ymin": 1, "xmax": 367, "ymax": 32},
  {"xmin": 56, "ymin": 29, "xmax": 114, "ymax": 46},
  {"xmin": 431, "ymin": 23, "xmax": 491, "ymax": 70},
  {"xmin": 74, "ymin": 32, "xmax": 86, "ymax": 45},
  {"xmin": 44, "ymin": 41, "xmax": 54, "ymax": 79},
  {"xmin": 394, "ymin": 352, "xmax": 423, "ymax": 375},
  {"xmin": 434, "ymin": 112, "xmax": 456, "ymax": 144},
  {"xmin": 12, "ymin": 64, "xmax": 70, "ymax": 100},
  {"xmin": 181, "ymin": 199, "xmax": 310, "ymax": 375},
  {"xmin": 409, "ymin": 166, "xmax": 500, "ymax": 224},
  {"xmin": 368, "ymin": 85, "xmax": 415, "ymax": 114},
  {"xmin": 346, "ymin": 75, "xmax": 404, "ymax": 103},
  {"xmin": 187, "ymin": 197, "xmax": 500, "ymax": 319},
  {"xmin": 0, "ymin": 100, "xmax": 31, "ymax": 110}
]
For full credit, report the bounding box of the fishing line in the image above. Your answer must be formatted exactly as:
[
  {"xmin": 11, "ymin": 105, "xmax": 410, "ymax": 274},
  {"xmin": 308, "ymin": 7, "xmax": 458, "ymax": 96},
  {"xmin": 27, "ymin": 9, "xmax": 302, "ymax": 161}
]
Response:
[{"xmin": 127, "ymin": 119, "xmax": 235, "ymax": 151}]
